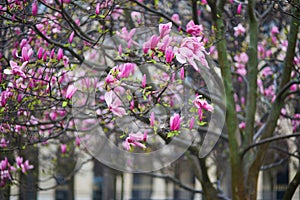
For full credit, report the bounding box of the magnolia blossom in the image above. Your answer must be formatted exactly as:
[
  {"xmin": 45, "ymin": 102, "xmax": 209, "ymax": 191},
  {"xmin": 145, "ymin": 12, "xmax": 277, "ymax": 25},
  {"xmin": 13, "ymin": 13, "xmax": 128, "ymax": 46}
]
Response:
[
  {"xmin": 123, "ymin": 131, "xmax": 147, "ymax": 151},
  {"xmin": 271, "ymin": 26, "xmax": 279, "ymax": 35},
  {"xmin": 116, "ymin": 27, "xmax": 138, "ymax": 48},
  {"xmin": 150, "ymin": 112, "xmax": 155, "ymax": 127},
  {"xmin": 170, "ymin": 113, "xmax": 181, "ymax": 131},
  {"xmin": 105, "ymin": 91, "xmax": 126, "ymax": 117},
  {"xmin": 261, "ymin": 67, "xmax": 273, "ymax": 77},
  {"xmin": 237, "ymin": 3, "xmax": 242, "ymax": 15},
  {"xmin": 0, "ymin": 89, "xmax": 13, "ymax": 107},
  {"xmin": 159, "ymin": 22, "xmax": 172, "ymax": 38},
  {"xmin": 180, "ymin": 67, "xmax": 185, "ymax": 80},
  {"xmin": 69, "ymin": 31, "xmax": 75, "ymax": 43},
  {"xmin": 234, "ymin": 52, "xmax": 249, "ymax": 64},
  {"xmin": 57, "ymin": 48, "xmax": 64, "ymax": 61},
  {"xmin": 65, "ymin": 85, "xmax": 77, "ymax": 99},
  {"xmin": 194, "ymin": 95, "xmax": 214, "ymax": 121},
  {"xmin": 118, "ymin": 63, "xmax": 135, "ymax": 78},
  {"xmin": 233, "ymin": 23, "xmax": 246, "ymax": 37},
  {"xmin": 158, "ymin": 35, "xmax": 172, "ymax": 51},
  {"xmin": 32, "ymin": 1, "xmax": 38, "ymax": 16},
  {"xmin": 131, "ymin": 11, "xmax": 142, "ymax": 24},
  {"xmin": 174, "ymin": 37, "xmax": 209, "ymax": 71},
  {"xmin": 186, "ymin": 20, "xmax": 204, "ymax": 36},
  {"xmin": 143, "ymin": 35, "xmax": 160, "ymax": 53},
  {"xmin": 142, "ymin": 74, "xmax": 146, "ymax": 88},
  {"xmin": 165, "ymin": 46, "xmax": 174, "ymax": 63},
  {"xmin": 4, "ymin": 61, "xmax": 28, "ymax": 78},
  {"xmin": 37, "ymin": 47, "xmax": 43, "ymax": 59},
  {"xmin": 61, "ymin": 144, "xmax": 67, "ymax": 154},
  {"xmin": 239, "ymin": 122, "xmax": 246, "ymax": 129},
  {"xmin": 20, "ymin": 160, "xmax": 34, "ymax": 173},
  {"xmin": 0, "ymin": 138, "xmax": 9, "ymax": 148},
  {"xmin": 171, "ymin": 14, "xmax": 181, "ymax": 25},
  {"xmin": 21, "ymin": 46, "xmax": 33, "ymax": 62},
  {"xmin": 95, "ymin": 3, "xmax": 100, "ymax": 15},
  {"xmin": 292, "ymin": 114, "xmax": 300, "ymax": 132},
  {"xmin": 15, "ymin": 156, "xmax": 33, "ymax": 174}
]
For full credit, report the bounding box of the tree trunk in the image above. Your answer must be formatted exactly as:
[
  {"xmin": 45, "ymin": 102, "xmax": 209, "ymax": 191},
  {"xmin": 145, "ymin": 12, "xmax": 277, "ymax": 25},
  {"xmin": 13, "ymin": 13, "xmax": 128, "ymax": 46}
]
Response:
[{"xmin": 19, "ymin": 146, "xmax": 39, "ymax": 200}]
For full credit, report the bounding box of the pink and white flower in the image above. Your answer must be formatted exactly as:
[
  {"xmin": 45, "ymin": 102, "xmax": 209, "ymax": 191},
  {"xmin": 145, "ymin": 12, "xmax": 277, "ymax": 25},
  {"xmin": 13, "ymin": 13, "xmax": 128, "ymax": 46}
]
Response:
[
  {"xmin": 170, "ymin": 113, "xmax": 181, "ymax": 131},
  {"xmin": 105, "ymin": 91, "xmax": 126, "ymax": 117}
]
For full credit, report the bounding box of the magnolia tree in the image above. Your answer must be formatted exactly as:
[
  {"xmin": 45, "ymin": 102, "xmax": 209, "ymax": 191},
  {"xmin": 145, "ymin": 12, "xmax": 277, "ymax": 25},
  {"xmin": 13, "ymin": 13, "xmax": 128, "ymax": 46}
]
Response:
[{"xmin": 0, "ymin": 0, "xmax": 299, "ymax": 200}]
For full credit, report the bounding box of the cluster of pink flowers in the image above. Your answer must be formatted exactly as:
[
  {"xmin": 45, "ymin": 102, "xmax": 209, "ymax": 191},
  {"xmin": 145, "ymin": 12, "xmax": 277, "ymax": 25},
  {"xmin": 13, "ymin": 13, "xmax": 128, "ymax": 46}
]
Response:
[
  {"xmin": 0, "ymin": 156, "xmax": 34, "ymax": 187},
  {"xmin": 105, "ymin": 63, "xmax": 136, "ymax": 87},
  {"xmin": 234, "ymin": 52, "xmax": 248, "ymax": 80}
]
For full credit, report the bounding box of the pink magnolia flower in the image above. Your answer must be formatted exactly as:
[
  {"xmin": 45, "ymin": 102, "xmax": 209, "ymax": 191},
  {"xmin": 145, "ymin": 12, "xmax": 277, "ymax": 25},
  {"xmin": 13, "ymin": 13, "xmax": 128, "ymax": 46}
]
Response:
[
  {"xmin": 32, "ymin": 1, "xmax": 38, "ymax": 16},
  {"xmin": 37, "ymin": 47, "xmax": 43, "ymax": 59},
  {"xmin": 65, "ymin": 85, "xmax": 77, "ymax": 99},
  {"xmin": 21, "ymin": 160, "xmax": 34, "ymax": 173},
  {"xmin": 118, "ymin": 44, "xmax": 122, "ymax": 55},
  {"xmin": 105, "ymin": 73, "xmax": 118, "ymax": 85},
  {"xmin": 116, "ymin": 27, "xmax": 138, "ymax": 47},
  {"xmin": 180, "ymin": 67, "xmax": 185, "ymax": 80},
  {"xmin": 186, "ymin": 20, "xmax": 204, "ymax": 36},
  {"xmin": 75, "ymin": 137, "xmax": 81, "ymax": 147},
  {"xmin": 290, "ymin": 84, "xmax": 298, "ymax": 92},
  {"xmin": 61, "ymin": 144, "xmax": 67, "ymax": 154},
  {"xmin": 170, "ymin": 113, "xmax": 181, "ymax": 131},
  {"xmin": 0, "ymin": 158, "xmax": 8, "ymax": 170},
  {"xmin": 0, "ymin": 138, "xmax": 9, "ymax": 148},
  {"xmin": 142, "ymin": 74, "xmax": 146, "ymax": 88},
  {"xmin": 234, "ymin": 52, "xmax": 249, "ymax": 64},
  {"xmin": 271, "ymin": 26, "xmax": 279, "ymax": 35},
  {"xmin": 194, "ymin": 95, "xmax": 214, "ymax": 121},
  {"xmin": 237, "ymin": 3, "xmax": 242, "ymax": 15},
  {"xmin": 16, "ymin": 156, "xmax": 23, "ymax": 168},
  {"xmin": 105, "ymin": 91, "xmax": 126, "ymax": 117},
  {"xmin": 171, "ymin": 14, "xmax": 181, "ymax": 25},
  {"xmin": 165, "ymin": 46, "xmax": 174, "ymax": 63},
  {"xmin": 233, "ymin": 23, "xmax": 246, "ymax": 37},
  {"xmin": 4, "ymin": 61, "xmax": 28, "ymax": 78},
  {"xmin": 261, "ymin": 67, "xmax": 272, "ymax": 77},
  {"xmin": 174, "ymin": 37, "xmax": 209, "ymax": 71},
  {"xmin": 258, "ymin": 44, "xmax": 266, "ymax": 59},
  {"xmin": 292, "ymin": 114, "xmax": 300, "ymax": 132},
  {"xmin": 158, "ymin": 35, "xmax": 172, "ymax": 51},
  {"xmin": 69, "ymin": 31, "xmax": 75, "ymax": 43},
  {"xmin": 123, "ymin": 132, "xmax": 147, "ymax": 150},
  {"xmin": 150, "ymin": 112, "xmax": 155, "ymax": 127},
  {"xmin": 57, "ymin": 48, "xmax": 63, "ymax": 61},
  {"xmin": 143, "ymin": 35, "xmax": 160, "ymax": 53},
  {"xmin": 21, "ymin": 47, "xmax": 33, "ymax": 62},
  {"xmin": 118, "ymin": 63, "xmax": 135, "ymax": 78},
  {"xmin": 159, "ymin": 22, "xmax": 172, "ymax": 38},
  {"xmin": 95, "ymin": 3, "xmax": 100, "ymax": 15},
  {"xmin": 239, "ymin": 122, "xmax": 246, "ymax": 129},
  {"xmin": 0, "ymin": 89, "xmax": 13, "ymax": 107},
  {"xmin": 130, "ymin": 100, "xmax": 134, "ymax": 110},
  {"xmin": 131, "ymin": 11, "xmax": 142, "ymax": 24}
]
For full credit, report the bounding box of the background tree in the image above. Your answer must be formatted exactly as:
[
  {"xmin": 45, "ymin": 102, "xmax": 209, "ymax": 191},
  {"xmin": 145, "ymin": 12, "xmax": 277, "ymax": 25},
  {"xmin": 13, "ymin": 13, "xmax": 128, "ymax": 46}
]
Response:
[{"xmin": 0, "ymin": 0, "xmax": 299, "ymax": 200}]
